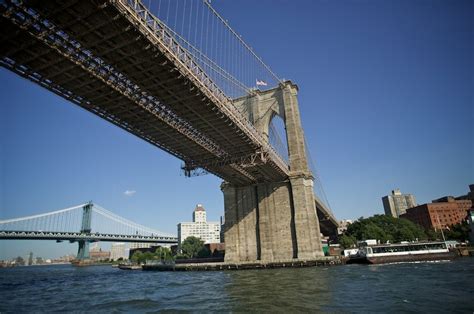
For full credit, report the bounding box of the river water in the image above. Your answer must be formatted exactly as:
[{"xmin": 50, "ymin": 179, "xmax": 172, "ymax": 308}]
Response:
[{"xmin": 1, "ymin": 258, "xmax": 473, "ymax": 313}]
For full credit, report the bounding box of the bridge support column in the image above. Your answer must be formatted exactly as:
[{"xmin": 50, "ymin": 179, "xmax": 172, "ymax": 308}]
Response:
[
  {"xmin": 223, "ymin": 178, "xmax": 323, "ymax": 262},
  {"xmin": 224, "ymin": 81, "xmax": 323, "ymax": 263},
  {"xmin": 77, "ymin": 240, "xmax": 90, "ymax": 260},
  {"xmin": 76, "ymin": 202, "xmax": 93, "ymax": 260},
  {"xmin": 221, "ymin": 183, "xmax": 258, "ymax": 262},
  {"xmin": 222, "ymin": 181, "xmax": 297, "ymax": 262},
  {"xmin": 282, "ymin": 81, "xmax": 323, "ymax": 259},
  {"xmin": 289, "ymin": 176, "xmax": 323, "ymax": 260}
]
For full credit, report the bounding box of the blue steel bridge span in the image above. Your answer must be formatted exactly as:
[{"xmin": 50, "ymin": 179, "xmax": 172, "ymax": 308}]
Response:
[
  {"xmin": 0, "ymin": 231, "xmax": 177, "ymax": 243},
  {"xmin": 0, "ymin": 203, "xmax": 177, "ymax": 260}
]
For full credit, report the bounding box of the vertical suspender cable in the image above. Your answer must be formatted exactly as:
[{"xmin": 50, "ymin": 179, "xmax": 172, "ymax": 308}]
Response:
[
  {"xmin": 174, "ymin": 0, "xmax": 179, "ymax": 31},
  {"xmin": 205, "ymin": 1, "xmax": 209, "ymax": 58},
  {"xmin": 188, "ymin": 0, "xmax": 192, "ymax": 48},
  {"xmin": 181, "ymin": 0, "xmax": 186, "ymax": 37},
  {"xmin": 194, "ymin": 0, "xmax": 199, "ymax": 47},
  {"xmin": 166, "ymin": 0, "xmax": 170, "ymax": 25}
]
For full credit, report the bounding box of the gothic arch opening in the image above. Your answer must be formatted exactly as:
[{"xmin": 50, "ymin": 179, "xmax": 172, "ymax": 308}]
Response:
[{"xmin": 268, "ymin": 114, "xmax": 289, "ymax": 164}]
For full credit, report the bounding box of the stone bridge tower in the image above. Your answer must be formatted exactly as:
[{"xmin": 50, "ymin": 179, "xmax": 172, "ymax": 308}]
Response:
[{"xmin": 222, "ymin": 81, "xmax": 323, "ymax": 262}]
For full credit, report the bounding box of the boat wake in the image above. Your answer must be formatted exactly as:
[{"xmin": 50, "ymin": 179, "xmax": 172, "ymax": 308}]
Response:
[{"xmin": 368, "ymin": 260, "xmax": 452, "ymax": 266}]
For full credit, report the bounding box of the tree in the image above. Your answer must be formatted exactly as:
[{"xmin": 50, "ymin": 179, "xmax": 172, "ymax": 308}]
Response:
[
  {"xmin": 155, "ymin": 247, "xmax": 174, "ymax": 261},
  {"xmin": 363, "ymin": 223, "xmax": 388, "ymax": 242},
  {"xmin": 174, "ymin": 253, "xmax": 187, "ymax": 260},
  {"xmin": 131, "ymin": 251, "xmax": 143, "ymax": 264},
  {"xmin": 425, "ymin": 228, "xmax": 442, "ymax": 241},
  {"xmin": 180, "ymin": 236, "xmax": 205, "ymax": 258},
  {"xmin": 343, "ymin": 215, "xmax": 428, "ymax": 244},
  {"xmin": 142, "ymin": 251, "xmax": 154, "ymax": 263},
  {"xmin": 444, "ymin": 221, "xmax": 470, "ymax": 242},
  {"xmin": 338, "ymin": 234, "xmax": 356, "ymax": 249},
  {"xmin": 197, "ymin": 246, "xmax": 211, "ymax": 258}
]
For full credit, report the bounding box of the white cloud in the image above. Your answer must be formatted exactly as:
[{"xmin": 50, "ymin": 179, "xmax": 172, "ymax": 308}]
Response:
[{"xmin": 123, "ymin": 190, "xmax": 136, "ymax": 196}]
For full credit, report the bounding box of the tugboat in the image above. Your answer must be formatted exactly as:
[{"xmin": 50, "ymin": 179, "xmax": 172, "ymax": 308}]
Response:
[{"xmin": 346, "ymin": 241, "xmax": 456, "ymax": 264}]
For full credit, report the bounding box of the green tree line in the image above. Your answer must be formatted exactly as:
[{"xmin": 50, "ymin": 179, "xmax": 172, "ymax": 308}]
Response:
[
  {"xmin": 130, "ymin": 236, "xmax": 220, "ymax": 263},
  {"xmin": 338, "ymin": 215, "xmax": 470, "ymax": 249},
  {"xmin": 176, "ymin": 236, "xmax": 211, "ymax": 259},
  {"xmin": 131, "ymin": 246, "xmax": 174, "ymax": 264}
]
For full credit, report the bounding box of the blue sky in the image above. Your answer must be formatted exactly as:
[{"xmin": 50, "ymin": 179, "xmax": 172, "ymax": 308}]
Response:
[{"xmin": 1, "ymin": 0, "xmax": 472, "ymax": 259}]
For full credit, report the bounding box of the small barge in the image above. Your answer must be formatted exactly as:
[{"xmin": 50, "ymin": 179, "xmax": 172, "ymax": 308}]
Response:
[
  {"xmin": 346, "ymin": 241, "xmax": 456, "ymax": 264},
  {"xmin": 142, "ymin": 256, "xmax": 343, "ymax": 271},
  {"xmin": 118, "ymin": 264, "xmax": 142, "ymax": 270},
  {"xmin": 142, "ymin": 260, "xmax": 175, "ymax": 271}
]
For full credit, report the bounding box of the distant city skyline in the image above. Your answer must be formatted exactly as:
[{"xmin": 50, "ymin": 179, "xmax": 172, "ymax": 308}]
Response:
[{"xmin": 1, "ymin": 0, "xmax": 472, "ymax": 259}]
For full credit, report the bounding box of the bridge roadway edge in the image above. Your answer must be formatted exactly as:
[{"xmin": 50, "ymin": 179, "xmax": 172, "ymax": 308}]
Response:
[{"xmin": 0, "ymin": 0, "xmax": 289, "ymax": 186}]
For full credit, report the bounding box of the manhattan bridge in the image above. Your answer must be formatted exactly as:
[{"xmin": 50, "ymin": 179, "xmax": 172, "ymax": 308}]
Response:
[
  {"xmin": 0, "ymin": 0, "xmax": 338, "ymax": 263},
  {"xmin": 0, "ymin": 203, "xmax": 177, "ymax": 259}
]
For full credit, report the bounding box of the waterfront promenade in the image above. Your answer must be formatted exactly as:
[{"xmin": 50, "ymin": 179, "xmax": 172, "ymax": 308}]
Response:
[{"xmin": 145, "ymin": 256, "xmax": 343, "ymax": 271}]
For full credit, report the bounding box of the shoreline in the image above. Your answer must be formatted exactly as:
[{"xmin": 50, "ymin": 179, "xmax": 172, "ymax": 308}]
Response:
[{"xmin": 143, "ymin": 256, "xmax": 344, "ymax": 271}]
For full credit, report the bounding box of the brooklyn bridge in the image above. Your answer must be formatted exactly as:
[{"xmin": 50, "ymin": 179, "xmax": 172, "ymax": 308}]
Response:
[{"xmin": 0, "ymin": 0, "xmax": 338, "ymax": 262}]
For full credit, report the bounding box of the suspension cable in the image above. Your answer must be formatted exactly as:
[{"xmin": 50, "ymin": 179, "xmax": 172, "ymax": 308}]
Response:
[{"xmin": 0, "ymin": 204, "xmax": 87, "ymax": 224}]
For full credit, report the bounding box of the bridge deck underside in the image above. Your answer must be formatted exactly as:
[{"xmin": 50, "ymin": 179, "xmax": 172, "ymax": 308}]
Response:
[
  {"xmin": 317, "ymin": 214, "xmax": 338, "ymax": 238},
  {"xmin": 314, "ymin": 195, "xmax": 338, "ymax": 237},
  {"xmin": 0, "ymin": 0, "xmax": 288, "ymax": 186}
]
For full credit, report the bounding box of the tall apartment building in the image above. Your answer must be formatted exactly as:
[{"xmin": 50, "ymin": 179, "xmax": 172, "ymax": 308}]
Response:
[
  {"xmin": 382, "ymin": 189, "xmax": 417, "ymax": 218},
  {"xmin": 110, "ymin": 243, "xmax": 128, "ymax": 261},
  {"xmin": 177, "ymin": 204, "xmax": 220, "ymax": 244}
]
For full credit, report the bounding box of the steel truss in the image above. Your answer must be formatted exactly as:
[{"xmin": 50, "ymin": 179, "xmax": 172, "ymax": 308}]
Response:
[{"xmin": 0, "ymin": 0, "xmax": 290, "ymax": 186}]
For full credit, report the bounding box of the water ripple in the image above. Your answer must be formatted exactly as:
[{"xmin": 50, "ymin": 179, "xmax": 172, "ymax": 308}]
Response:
[{"xmin": 0, "ymin": 259, "xmax": 473, "ymax": 313}]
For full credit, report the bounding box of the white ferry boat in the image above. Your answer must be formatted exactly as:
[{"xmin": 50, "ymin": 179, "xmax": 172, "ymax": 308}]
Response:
[{"xmin": 346, "ymin": 241, "xmax": 456, "ymax": 264}]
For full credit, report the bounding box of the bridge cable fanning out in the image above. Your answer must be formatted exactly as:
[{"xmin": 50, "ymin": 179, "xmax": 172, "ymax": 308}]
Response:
[
  {"xmin": 144, "ymin": 0, "xmax": 282, "ymax": 100},
  {"xmin": 92, "ymin": 204, "xmax": 174, "ymax": 237},
  {"xmin": 141, "ymin": 0, "xmax": 290, "ymax": 170},
  {"xmin": 303, "ymin": 135, "xmax": 335, "ymax": 217},
  {"xmin": 149, "ymin": 0, "xmax": 319, "ymax": 183}
]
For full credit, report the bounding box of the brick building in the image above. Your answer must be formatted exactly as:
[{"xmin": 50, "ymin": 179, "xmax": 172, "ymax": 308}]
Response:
[
  {"xmin": 401, "ymin": 196, "xmax": 472, "ymax": 230},
  {"xmin": 206, "ymin": 242, "xmax": 225, "ymax": 255},
  {"xmin": 89, "ymin": 250, "xmax": 111, "ymax": 261}
]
